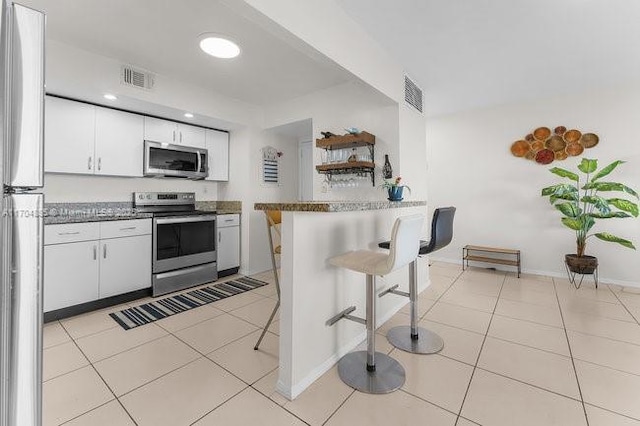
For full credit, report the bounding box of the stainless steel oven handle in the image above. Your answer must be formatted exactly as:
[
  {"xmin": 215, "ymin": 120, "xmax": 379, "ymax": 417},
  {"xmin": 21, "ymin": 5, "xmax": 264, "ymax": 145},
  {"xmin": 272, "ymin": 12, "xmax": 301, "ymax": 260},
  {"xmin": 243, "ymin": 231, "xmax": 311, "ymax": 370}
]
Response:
[{"xmin": 155, "ymin": 215, "xmax": 216, "ymax": 225}]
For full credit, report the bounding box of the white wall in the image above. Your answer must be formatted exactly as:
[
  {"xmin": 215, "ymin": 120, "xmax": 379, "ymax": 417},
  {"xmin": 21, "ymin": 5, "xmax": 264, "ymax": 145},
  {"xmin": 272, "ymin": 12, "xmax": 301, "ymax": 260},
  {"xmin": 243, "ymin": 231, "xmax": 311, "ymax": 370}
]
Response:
[
  {"xmin": 265, "ymin": 81, "xmax": 401, "ymax": 202},
  {"xmin": 232, "ymin": 0, "xmax": 403, "ymax": 103},
  {"xmin": 44, "ymin": 174, "xmax": 219, "ymax": 202},
  {"xmin": 427, "ymin": 84, "xmax": 640, "ymax": 286}
]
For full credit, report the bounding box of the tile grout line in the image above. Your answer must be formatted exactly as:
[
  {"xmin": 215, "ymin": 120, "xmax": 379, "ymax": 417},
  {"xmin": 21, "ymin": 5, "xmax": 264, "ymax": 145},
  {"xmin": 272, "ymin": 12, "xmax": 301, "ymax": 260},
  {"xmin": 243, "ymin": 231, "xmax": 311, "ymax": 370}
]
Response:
[
  {"xmin": 320, "ymin": 389, "xmax": 356, "ymax": 426},
  {"xmin": 58, "ymin": 321, "xmax": 140, "ymax": 426},
  {"xmin": 608, "ymin": 286, "xmax": 640, "ymax": 327},
  {"xmin": 453, "ymin": 271, "xmax": 508, "ymax": 426},
  {"xmin": 552, "ymin": 277, "xmax": 590, "ymax": 426}
]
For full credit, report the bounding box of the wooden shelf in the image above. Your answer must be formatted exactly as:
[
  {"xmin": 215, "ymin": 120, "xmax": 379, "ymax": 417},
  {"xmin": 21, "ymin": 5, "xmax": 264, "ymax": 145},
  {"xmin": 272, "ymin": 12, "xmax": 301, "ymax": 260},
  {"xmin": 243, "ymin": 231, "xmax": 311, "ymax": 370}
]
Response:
[
  {"xmin": 462, "ymin": 245, "xmax": 521, "ymax": 277},
  {"xmin": 463, "ymin": 255, "xmax": 519, "ymax": 267},
  {"xmin": 315, "ymin": 161, "xmax": 375, "ymax": 172},
  {"xmin": 316, "ymin": 131, "xmax": 375, "ymax": 150}
]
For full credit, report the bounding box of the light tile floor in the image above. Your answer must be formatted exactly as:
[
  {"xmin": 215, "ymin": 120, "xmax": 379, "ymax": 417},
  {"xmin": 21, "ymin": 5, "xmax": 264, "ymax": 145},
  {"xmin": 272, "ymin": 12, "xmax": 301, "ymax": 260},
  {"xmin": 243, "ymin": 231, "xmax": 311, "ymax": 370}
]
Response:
[{"xmin": 42, "ymin": 264, "xmax": 640, "ymax": 425}]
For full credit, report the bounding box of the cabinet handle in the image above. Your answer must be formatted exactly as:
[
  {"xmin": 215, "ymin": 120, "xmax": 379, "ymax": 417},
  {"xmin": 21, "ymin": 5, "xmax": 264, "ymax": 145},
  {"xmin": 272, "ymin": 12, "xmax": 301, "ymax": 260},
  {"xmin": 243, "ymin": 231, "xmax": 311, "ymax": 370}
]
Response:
[
  {"xmin": 218, "ymin": 231, "xmax": 221, "ymax": 243},
  {"xmin": 103, "ymin": 244, "xmax": 107, "ymax": 259},
  {"xmin": 58, "ymin": 231, "xmax": 80, "ymax": 236},
  {"xmin": 98, "ymin": 157, "xmax": 102, "ymax": 171},
  {"xmin": 224, "ymin": 219, "xmax": 234, "ymax": 223},
  {"xmin": 88, "ymin": 157, "xmax": 92, "ymax": 170},
  {"xmin": 180, "ymin": 131, "xmax": 183, "ymax": 143},
  {"xmin": 93, "ymin": 245, "xmax": 97, "ymax": 260},
  {"xmin": 119, "ymin": 226, "xmax": 136, "ymax": 231},
  {"xmin": 172, "ymin": 130, "xmax": 176, "ymax": 141}
]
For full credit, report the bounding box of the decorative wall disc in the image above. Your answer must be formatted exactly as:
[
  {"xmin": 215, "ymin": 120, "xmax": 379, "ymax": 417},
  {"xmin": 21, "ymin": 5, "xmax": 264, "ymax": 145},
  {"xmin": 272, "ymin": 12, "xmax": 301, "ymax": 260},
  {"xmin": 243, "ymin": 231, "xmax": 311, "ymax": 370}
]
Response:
[{"xmin": 511, "ymin": 126, "xmax": 599, "ymax": 164}]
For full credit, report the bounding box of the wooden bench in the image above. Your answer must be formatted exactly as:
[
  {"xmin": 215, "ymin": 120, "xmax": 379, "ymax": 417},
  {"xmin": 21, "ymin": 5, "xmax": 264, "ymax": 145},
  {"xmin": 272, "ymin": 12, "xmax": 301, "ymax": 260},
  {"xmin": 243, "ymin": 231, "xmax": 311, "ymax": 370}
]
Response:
[{"xmin": 462, "ymin": 245, "xmax": 521, "ymax": 278}]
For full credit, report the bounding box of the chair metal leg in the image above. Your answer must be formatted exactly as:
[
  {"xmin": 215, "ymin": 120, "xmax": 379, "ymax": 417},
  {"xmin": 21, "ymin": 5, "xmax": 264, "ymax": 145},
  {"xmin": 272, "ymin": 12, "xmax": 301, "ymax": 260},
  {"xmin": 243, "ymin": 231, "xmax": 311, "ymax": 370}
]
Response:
[
  {"xmin": 255, "ymin": 215, "xmax": 282, "ymax": 350},
  {"xmin": 387, "ymin": 260, "xmax": 444, "ymax": 354},
  {"xmin": 254, "ymin": 300, "xmax": 279, "ymax": 350},
  {"xmin": 336, "ymin": 274, "xmax": 405, "ymax": 394}
]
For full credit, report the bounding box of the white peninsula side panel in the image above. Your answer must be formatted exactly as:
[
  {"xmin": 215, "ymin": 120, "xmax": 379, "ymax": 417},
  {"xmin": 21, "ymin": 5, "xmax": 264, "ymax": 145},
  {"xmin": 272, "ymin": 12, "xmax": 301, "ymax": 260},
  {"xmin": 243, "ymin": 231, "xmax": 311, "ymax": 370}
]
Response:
[{"xmin": 276, "ymin": 206, "xmax": 429, "ymax": 399}]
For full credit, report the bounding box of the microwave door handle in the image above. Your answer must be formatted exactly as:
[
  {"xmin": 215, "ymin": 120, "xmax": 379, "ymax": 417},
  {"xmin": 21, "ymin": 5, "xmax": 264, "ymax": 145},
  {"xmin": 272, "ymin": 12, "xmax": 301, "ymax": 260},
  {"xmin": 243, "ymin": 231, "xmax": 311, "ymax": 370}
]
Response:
[{"xmin": 197, "ymin": 152, "xmax": 202, "ymax": 174}]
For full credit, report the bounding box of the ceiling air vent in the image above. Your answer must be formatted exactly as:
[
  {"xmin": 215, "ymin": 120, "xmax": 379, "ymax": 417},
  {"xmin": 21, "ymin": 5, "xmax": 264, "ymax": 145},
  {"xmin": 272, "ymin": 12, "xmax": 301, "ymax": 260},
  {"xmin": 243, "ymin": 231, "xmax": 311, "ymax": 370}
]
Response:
[
  {"xmin": 404, "ymin": 75, "xmax": 423, "ymax": 113},
  {"xmin": 121, "ymin": 65, "xmax": 155, "ymax": 90}
]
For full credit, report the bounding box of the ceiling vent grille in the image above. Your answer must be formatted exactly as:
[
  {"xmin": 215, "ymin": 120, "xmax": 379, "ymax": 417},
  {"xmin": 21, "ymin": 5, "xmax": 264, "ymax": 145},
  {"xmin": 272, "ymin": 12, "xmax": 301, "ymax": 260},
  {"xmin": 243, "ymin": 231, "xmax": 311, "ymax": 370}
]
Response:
[
  {"xmin": 404, "ymin": 75, "xmax": 423, "ymax": 113},
  {"xmin": 121, "ymin": 65, "xmax": 155, "ymax": 90}
]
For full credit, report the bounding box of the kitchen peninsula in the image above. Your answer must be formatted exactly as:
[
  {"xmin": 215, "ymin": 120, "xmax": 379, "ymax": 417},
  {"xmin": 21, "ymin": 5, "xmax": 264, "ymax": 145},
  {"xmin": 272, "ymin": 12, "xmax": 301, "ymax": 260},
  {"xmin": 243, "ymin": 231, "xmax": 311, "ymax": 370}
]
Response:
[{"xmin": 254, "ymin": 200, "xmax": 429, "ymax": 399}]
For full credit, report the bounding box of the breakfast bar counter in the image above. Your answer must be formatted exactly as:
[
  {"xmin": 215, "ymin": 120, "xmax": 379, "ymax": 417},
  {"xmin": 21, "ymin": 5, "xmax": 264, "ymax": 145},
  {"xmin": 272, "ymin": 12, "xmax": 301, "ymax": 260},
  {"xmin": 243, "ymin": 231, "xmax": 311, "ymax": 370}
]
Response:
[{"xmin": 254, "ymin": 201, "xmax": 429, "ymax": 399}]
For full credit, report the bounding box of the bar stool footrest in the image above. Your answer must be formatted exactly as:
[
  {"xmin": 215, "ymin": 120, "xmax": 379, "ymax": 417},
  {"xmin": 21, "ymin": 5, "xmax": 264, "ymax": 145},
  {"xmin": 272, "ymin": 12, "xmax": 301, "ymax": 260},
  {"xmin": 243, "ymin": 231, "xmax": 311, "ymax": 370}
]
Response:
[
  {"xmin": 378, "ymin": 284, "xmax": 410, "ymax": 299},
  {"xmin": 387, "ymin": 326, "xmax": 444, "ymax": 354},
  {"xmin": 326, "ymin": 306, "xmax": 366, "ymax": 326},
  {"xmin": 337, "ymin": 351, "xmax": 405, "ymax": 394}
]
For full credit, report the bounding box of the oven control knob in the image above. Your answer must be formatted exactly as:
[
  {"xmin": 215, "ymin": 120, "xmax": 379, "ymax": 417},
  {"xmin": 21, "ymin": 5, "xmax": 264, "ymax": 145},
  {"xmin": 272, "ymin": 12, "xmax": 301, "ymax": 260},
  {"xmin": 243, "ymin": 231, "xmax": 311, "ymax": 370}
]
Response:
[
  {"xmin": 146, "ymin": 194, "xmax": 152, "ymax": 199},
  {"xmin": 138, "ymin": 194, "xmax": 143, "ymax": 199}
]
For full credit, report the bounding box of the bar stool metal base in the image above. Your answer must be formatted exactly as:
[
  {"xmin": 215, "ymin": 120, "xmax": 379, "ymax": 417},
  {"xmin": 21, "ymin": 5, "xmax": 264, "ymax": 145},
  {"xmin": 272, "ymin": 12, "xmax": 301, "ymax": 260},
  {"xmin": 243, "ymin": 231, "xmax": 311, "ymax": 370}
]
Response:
[
  {"xmin": 387, "ymin": 326, "xmax": 444, "ymax": 354},
  {"xmin": 337, "ymin": 351, "xmax": 406, "ymax": 394}
]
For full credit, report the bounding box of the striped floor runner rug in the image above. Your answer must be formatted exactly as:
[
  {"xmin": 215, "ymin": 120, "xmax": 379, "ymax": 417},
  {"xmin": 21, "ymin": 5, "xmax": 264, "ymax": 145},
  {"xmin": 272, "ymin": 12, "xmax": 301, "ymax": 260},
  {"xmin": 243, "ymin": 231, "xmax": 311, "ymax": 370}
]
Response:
[{"xmin": 110, "ymin": 276, "xmax": 269, "ymax": 330}]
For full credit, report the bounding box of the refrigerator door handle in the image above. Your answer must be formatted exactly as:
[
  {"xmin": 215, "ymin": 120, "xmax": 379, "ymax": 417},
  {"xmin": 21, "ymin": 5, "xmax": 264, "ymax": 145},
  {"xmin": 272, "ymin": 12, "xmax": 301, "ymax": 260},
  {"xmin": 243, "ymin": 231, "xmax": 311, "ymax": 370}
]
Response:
[{"xmin": 7, "ymin": 4, "xmax": 45, "ymax": 189}]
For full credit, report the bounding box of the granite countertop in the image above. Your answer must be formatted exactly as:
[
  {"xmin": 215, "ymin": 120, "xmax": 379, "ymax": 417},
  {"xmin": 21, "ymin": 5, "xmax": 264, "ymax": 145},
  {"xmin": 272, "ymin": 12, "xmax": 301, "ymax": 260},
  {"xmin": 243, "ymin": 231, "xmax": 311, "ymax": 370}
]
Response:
[
  {"xmin": 254, "ymin": 200, "xmax": 426, "ymax": 213},
  {"xmin": 45, "ymin": 200, "xmax": 243, "ymax": 225},
  {"xmin": 44, "ymin": 202, "xmax": 152, "ymax": 225}
]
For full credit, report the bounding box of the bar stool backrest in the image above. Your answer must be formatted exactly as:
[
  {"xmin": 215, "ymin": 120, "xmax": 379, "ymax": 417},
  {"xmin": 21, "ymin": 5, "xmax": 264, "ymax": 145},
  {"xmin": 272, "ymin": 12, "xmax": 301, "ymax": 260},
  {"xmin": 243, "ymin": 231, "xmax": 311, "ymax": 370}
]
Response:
[
  {"xmin": 385, "ymin": 214, "xmax": 425, "ymax": 274},
  {"xmin": 421, "ymin": 207, "xmax": 456, "ymax": 255}
]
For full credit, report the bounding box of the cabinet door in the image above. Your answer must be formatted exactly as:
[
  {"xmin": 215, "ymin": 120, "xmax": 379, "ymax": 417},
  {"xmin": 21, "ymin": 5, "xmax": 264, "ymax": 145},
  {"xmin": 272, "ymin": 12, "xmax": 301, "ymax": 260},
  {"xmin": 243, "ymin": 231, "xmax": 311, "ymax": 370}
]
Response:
[
  {"xmin": 44, "ymin": 96, "xmax": 96, "ymax": 174},
  {"xmin": 95, "ymin": 107, "xmax": 144, "ymax": 177},
  {"xmin": 217, "ymin": 226, "xmax": 240, "ymax": 271},
  {"xmin": 178, "ymin": 123, "xmax": 206, "ymax": 148},
  {"xmin": 144, "ymin": 117, "xmax": 177, "ymax": 144},
  {"xmin": 99, "ymin": 235, "xmax": 151, "ymax": 299},
  {"xmin": 44, "ymin": 241, "xmax": 99, "ymax": 312},
  {"xmin": 205, "ymin": 129, "xmax": 229, "ymax": 181}
]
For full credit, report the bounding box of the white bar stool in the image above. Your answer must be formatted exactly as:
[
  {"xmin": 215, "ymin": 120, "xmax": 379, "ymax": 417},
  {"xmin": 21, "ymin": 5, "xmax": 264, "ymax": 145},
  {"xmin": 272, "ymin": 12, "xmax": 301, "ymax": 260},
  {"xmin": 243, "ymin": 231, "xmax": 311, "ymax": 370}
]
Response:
[
  {"xmin": 326, "ymin": 214, "xmax": 425, "ymax": 394},
  {"xmin": 378, "ymin": 207, "xmax": 456, "ymax": 354}
]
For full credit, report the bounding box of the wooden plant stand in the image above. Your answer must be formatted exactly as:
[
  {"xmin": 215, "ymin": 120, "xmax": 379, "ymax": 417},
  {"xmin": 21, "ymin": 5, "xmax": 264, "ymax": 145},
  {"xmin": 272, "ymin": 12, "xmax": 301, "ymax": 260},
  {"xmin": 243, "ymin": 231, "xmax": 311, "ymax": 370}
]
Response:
[{"xmin": 462, "ymin": 245, "xmax": 521, "ymax": 278}]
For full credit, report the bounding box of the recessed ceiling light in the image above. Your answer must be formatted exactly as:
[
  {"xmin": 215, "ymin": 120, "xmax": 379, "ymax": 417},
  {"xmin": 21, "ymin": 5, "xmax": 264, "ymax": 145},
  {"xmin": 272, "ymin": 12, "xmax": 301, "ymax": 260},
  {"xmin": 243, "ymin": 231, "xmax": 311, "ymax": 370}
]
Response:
[
  {"xmin": 199, "ymin": 35, "xmax": 240, "ymax": 59},
  {"xmin": 103, "ymin": 93, "xmax": 117, "ymax": 101},
  {"xmin": 184, "ymin": 112, "xmax": 194, "ymax": 118}
]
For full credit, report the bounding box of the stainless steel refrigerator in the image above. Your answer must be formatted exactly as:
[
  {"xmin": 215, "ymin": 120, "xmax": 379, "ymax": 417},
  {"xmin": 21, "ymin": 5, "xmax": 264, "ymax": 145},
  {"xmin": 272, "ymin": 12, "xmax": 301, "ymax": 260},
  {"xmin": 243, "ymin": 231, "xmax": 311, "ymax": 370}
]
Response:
[{"xmin": 0, "ymin": 1, "xmax": 45, "ymax": 425}]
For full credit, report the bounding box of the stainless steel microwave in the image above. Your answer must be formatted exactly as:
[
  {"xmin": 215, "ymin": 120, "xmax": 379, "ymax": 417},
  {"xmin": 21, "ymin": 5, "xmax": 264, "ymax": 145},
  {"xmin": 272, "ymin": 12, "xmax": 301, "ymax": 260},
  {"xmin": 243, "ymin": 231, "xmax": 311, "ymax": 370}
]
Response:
[{"xmin": 144, "ymin": 140, "xmax": 208, "ymax": 179}]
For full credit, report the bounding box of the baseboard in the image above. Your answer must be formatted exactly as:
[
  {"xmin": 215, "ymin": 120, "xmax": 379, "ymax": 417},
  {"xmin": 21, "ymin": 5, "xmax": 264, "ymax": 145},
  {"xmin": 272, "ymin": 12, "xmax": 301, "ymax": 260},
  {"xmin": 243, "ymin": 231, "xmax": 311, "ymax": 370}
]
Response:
[
  {"xmin": 277, "ymin": 283, "xmax": 422, "ymax": 400},
  {"xmin": 429, "ymin": 256, "xmax": 640, "ymax": 289}
]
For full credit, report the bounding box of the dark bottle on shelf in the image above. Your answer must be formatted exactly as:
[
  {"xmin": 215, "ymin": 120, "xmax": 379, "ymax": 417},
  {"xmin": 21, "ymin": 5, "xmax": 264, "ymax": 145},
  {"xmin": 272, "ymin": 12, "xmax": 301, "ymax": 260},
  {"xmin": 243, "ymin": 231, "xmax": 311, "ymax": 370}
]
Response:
[{"xmin": 382, "ymin": 154, "xmax": 393, "ymax": 179}]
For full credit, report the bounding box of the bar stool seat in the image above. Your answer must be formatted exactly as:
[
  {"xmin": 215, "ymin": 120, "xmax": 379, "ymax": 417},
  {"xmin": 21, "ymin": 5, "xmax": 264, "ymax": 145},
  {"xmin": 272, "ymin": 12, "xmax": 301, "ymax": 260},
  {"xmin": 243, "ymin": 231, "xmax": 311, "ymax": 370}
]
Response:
[{"xmin": 326, "ymin": 214, "xmax": 425, "ymax": 394}]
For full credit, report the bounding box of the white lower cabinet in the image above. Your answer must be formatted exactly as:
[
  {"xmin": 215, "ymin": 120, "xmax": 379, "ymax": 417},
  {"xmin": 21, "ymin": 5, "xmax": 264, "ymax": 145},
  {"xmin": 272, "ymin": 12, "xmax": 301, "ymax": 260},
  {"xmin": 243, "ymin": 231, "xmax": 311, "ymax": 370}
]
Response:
[
  {"xmin": 99, "ymin": 235, "xmax": 151, "ymax": 299},
  {"xmin": 217, "ymin": 214, "xmax": 240, "ymax": 273},
  {"xmin": 44, "ymin": 220, "xmax": 151, "ymax": 312},
  {"xmin": 44, "ymin": 240, "xmax": 99, "ymax": 312}
]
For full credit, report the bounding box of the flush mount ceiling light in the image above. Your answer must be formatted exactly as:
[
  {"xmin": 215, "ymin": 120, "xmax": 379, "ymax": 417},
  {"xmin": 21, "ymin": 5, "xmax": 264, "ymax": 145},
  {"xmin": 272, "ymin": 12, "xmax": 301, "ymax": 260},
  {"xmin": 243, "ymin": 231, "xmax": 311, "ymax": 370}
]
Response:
[
  {"xmin": 199, "ymin": 35, "xmax": 240, "ymax": 59},
  {"xmin": 103, "ymin": 93, "xmax": 117, "ymax": 101},
  {"xmin": 184, "ymin": 113, "xmax": 194, "ymax": 118}
]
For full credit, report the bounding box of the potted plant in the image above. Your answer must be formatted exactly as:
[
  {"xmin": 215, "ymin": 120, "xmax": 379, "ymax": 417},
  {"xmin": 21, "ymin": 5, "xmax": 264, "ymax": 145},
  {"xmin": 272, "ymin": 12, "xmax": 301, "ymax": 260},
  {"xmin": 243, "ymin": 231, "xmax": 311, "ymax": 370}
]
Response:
[
  {"xmin": 382, "ymin": 176, "xmax": 410, "ymax": 201},
  {"xmin": 541, "ymin": 158, "xmax": 638, "ymax": 275}
]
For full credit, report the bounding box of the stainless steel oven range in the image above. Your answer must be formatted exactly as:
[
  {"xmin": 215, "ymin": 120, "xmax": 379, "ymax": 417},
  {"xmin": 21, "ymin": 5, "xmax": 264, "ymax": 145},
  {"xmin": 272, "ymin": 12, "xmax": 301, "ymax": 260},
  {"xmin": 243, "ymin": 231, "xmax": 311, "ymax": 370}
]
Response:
[{"xmin": 134, "ymin": 192, "xmax": 217, "ymax": 296}]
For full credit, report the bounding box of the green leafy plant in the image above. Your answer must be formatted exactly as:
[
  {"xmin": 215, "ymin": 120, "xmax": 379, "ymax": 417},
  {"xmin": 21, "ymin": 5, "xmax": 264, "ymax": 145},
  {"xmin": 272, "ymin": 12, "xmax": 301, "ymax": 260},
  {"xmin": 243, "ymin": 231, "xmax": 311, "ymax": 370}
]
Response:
[
  {"xmin": 541, "ymin": 158, "xmax": 638, "ymax": 257},
  {"xmin": 381, "ymin": 176, "xmax": 411, "ymax": 193}
]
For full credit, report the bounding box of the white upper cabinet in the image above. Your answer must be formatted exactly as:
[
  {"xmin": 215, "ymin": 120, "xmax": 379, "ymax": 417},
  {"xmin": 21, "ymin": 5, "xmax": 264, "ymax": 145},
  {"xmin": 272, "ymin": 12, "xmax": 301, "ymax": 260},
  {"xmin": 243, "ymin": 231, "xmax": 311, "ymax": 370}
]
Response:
[
  {"xmin": 144, "ymin": 117, "xmax": 205, "ymax": 148},
  {"xmin": 95, "ymin": 107, "xmax": 144, "ymax": 177},
  {"xmin": 45, "ymin": 96, "xmax": 96, "ymax": 174},
  {"xmin": 143, "ymin": 116, "xmax": 178, "ymax": 144},
  {"xmin": 205, "ymin": 129, "xmax": 229, "ymax": 181},
  {"xmin": 178, "ymin": 123, "xmax": 206, "ymax": 148}
]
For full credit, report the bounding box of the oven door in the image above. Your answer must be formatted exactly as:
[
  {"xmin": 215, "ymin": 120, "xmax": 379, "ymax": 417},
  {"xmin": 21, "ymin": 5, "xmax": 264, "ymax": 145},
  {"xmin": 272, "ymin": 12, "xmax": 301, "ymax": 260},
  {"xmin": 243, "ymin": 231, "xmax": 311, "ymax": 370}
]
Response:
[
  {"xmin": 153, "ymin": 215, "xmax": 216, "ymax": 273},
  {"xmin": 144, "ymin": 140, "xmax": 208, "ymax": 179}
]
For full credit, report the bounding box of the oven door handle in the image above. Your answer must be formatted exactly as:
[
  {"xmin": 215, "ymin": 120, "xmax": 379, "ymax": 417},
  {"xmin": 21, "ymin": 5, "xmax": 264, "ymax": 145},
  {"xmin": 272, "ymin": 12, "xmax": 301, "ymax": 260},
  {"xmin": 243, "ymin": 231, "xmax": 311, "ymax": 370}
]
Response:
[{"xmin": 155, "ymin": 215, "xmax": 217, "ymax": 225}]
